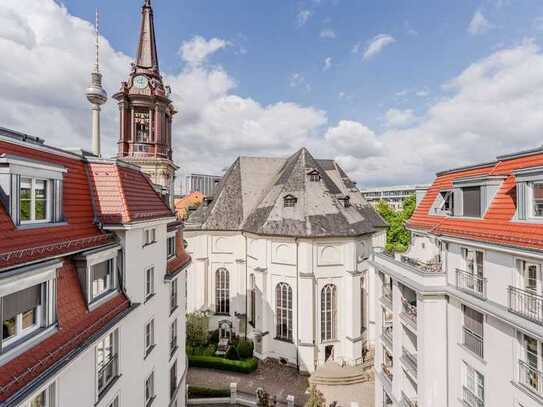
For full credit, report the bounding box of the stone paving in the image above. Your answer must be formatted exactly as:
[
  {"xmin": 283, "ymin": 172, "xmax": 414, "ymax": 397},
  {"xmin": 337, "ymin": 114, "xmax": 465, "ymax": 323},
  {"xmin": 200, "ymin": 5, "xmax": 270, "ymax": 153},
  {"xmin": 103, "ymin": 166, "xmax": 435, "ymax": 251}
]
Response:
[{"xmin": 187, "ymin": 359, "xmax": 310, "ymax": 405}]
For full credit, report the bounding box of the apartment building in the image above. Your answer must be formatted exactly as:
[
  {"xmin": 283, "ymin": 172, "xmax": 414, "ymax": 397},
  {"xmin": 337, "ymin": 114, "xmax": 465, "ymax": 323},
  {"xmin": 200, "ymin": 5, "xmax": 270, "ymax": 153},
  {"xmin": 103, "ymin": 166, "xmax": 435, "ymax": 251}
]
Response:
[
  {"xmin": 0, "ymin": 128, "xmax": 190, "ymax": 407},
  {"xmin": 372, "ymin": 147, "xmax": 543, "ymax": 407},
  {"xmin": 361, "ymin": 185, "xmax": 429, "ymax": 211}
]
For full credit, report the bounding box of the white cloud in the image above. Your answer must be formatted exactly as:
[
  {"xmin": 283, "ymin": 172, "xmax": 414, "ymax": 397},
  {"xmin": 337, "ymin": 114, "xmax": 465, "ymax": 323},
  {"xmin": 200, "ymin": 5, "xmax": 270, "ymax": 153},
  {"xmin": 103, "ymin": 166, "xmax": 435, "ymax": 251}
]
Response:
[
  {"xmin": 323, "ymin": 57, "xmax": 332, "ymax": 71},
  {"xmin": 395, "ymin": 89, "xmax": 408, "ymax": 97},
  {"xmin": 289, "ymin": 73, "xmax": 311, "ymax": 92},
  {"xmin": 320, "ymin": 29, "xmax": 336, "ymax": 39},
  {"xmin": 361, "ymin": 34, "xmax": 396, "ymax": 61},
  {"xmin": 385, "ymin": 108, "xmax": 417, "ymax": 128},
  {"xmin": 179, "ymin": 36, "xmax": 229, "ymax": 65},
  {"xmin": 324, "ymin": 120, "xmax": 383, "ymax": 159},
  {"xmin": 416, "ymin": 89, "xmax": 430, "ymax": 97},
  {"xmin": 297, "ymin": 9, "xmax": 312, "ymax": 26},
  {"xmin": 468, "ymin": 10, "xmax": 492, "ymax": 35}
]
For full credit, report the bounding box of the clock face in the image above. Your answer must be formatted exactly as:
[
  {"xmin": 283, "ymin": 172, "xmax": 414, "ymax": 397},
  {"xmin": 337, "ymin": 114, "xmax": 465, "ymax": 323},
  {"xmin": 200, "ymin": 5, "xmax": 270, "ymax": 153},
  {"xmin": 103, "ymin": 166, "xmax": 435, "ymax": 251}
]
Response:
[{"xmin": 133, "ymin": 75, "xmax": 149, "ymax": 89}]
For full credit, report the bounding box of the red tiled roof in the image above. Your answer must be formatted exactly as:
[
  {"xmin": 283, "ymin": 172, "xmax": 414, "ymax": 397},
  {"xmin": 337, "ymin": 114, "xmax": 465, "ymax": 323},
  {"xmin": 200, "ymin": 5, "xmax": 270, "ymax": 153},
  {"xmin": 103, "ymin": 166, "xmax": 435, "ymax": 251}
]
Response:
[
  {"xmin": 87, "ymin": 162, "xmax": 173, "ymax": 224},
  {"xmin": 0, "ymin": 141, "xmax": 110, "ymax": 269},
  {"xmin": 409, "ymin": 151, "xmax": 543, "ymax": 250},
  {"xmin": 0, "ymin": 260, "xmax": 130, "ymax": 401}
]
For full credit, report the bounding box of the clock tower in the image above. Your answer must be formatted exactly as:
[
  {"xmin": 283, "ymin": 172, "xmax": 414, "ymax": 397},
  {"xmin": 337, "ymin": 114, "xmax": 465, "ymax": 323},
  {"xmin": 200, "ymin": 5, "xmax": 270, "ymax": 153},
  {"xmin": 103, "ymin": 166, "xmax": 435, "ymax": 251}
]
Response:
[{"xmin": 114, "ymin": 0, "xmax": 177, "ymax": 208}]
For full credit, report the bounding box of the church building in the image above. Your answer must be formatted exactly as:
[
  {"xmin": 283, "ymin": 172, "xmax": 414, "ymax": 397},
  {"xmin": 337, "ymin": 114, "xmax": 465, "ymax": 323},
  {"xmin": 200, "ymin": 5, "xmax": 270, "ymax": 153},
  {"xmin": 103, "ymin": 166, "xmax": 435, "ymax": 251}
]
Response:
[{"xmin": 185, "ymin": 148, "xmax": 387, "ymax": 373}]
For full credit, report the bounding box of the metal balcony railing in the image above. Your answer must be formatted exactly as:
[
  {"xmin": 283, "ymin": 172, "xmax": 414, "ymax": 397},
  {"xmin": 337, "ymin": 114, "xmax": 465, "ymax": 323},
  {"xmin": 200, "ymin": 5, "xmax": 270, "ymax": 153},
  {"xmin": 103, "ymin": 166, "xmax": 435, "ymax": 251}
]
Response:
[
  {"xmin": 382, "ymin": 323, "xmax": 393, "ymax": 350},
  {"xmin": 401, "ymin": 347, "xmax": 417, "ymax": 377},
  {"xmin": 382, "ymin": 363, "xmax": 393, "ymax": 383},
  {"xmin": 508, "ymin": 286, "xmax": 543, "ymax": 324},
  {"xmin": 456, "ymin": 269, "xmax": 487, "ymax": 299},
  {"xmin": 400, "ymin": 255, "xmax": 442, "ymax": 273},
  {"xmin": 462, "ymin": 386, "xmax": 484, "ymax": 407},
  {"xmin": 519, "ymin": 360, "xmax": 543, "ymax": 396},
  {"xmin": 463, "ymin": 327, "xmax": 484, "ymax": 358},
  {"xmin": 400, "ymin": 297, "xmax": 417, "ymax": 330}
]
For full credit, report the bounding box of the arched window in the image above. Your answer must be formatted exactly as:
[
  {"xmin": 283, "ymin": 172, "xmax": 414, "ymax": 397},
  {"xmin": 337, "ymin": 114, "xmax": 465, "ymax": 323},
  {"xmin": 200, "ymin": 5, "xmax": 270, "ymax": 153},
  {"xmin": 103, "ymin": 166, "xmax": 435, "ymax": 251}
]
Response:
[
  {"xmin": 276, "ymin": 282, "xmax": 293, "ymax": 342},
  {"xmin": 321, "ymin": 284, "xmax": 337, "ymax": 341},
  {"xmin": 283, "ymin": 195, "xmax": 297, "ymax": 208},
  {"xmin": 215, "ymin": 268, "xmax": 230, "ymax": 314}
]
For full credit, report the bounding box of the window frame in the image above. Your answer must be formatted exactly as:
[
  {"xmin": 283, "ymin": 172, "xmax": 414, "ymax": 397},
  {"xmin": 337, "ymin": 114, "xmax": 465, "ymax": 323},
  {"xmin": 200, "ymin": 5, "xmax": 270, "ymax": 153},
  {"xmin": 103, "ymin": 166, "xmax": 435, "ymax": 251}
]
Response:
[
  {"xmin": 19, "ymin": 177, "xmax": 51, "ymax": 224},
  {"xmin": 96, "ymin": 330, "xmax": 118, "ymax": 398},
  {"xmin": 90, "ymin": 259, "xmax": 115, "ymax": 302},
  {"xmin": 275, "ymin": 282, "xmax": 293, "ymax": 342},
  {"xmin": 145, "ymin": 267, "xmax": 155, "ymax": 301},
  {"xmin": 167, "ymin": 236, "xmax": 176, "ymax": 259},
  {"xmin": 215, "ymin": 268, "xmax": 230, "ymax": 315},
  {"xmin": 170, "ymin": 318, "xmax": 178, "ymax": 355},
  {"xmin": 530, "ymin": 181, "xmax": 543, "ymax": 218},
  {"xmin": 321, "ymin": 284, "xmax": 337, "ymax": 342},
  {"xmin": 145, "ymin": 371, "xmax": 155, "ymax": 406},
  {"xmin": 143, "ymin": 228, "xmax": 157, "ymax": 247},
  {"xmin": 462, "ymin": 186, "xmax": 482, "ymax": 218},
  {"xmin": 144, "ymin": 319, "xmax": 155, "ymax": 356},
  {"xmin": 170, "ymin": 279, "xmax": 178, "ymax": 314},
  {"xmin": 463, "ymin": 362, "xmax": 485, "ymax": 406},
  {"xmin": 283, "ymin": 195, "xmax": 297, "ymax": 208}
]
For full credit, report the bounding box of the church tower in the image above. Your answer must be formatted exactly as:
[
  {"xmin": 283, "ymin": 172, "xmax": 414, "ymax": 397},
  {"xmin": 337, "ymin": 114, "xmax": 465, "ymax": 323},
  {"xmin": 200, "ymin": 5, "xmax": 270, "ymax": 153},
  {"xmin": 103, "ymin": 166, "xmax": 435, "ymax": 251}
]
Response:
[{"xmin": 114, "ymin": 0, "xmax": 177, "ymax": 208}]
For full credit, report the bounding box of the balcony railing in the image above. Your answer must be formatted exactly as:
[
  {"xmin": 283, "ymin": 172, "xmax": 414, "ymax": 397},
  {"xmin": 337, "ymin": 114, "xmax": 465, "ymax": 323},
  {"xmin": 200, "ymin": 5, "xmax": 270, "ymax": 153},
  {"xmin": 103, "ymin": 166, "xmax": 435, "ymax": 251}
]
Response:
[
  {"xmin": 400, "ymin": 393, "xmax": 418, "ymax": 407},
  {"xmin": 508, "ymin": 286, "xmax": 543, "ymax": 324},
  {"xmin": 400, "ymin": 255, "xmax": 442, "ymax": 273},
  {"xmin": 381, "ymin": 286, "xmax": 393, "ymax": 309},
  {"xmin": 401, "ymin": 347, "xmax": 417, "ymax": 377},
  {"xmin": 463, "ymin": 327, "xmax": 484, "ymax": 358},
  {"xmin": 462, "ymin": 386, "xmax": 484, "ymax": 407},
  {"xmin": 456, "ymin": 269, "xmax": 487, "ymax": 299},
  {"xmin": 400, "ymin": 297, "xmax": 417, "ymax": 330},
  {"xmin": 97, "ymin": 354, "xmax": 118, "ymax": 396},
  {"xmin": 382, "ymin": 363, "xmax": 393, "ymax": 383},
  {"xmin": 382, "ymin": 323, "xmax": 393, "ymax": 350},
  {"xmin": 519, "ymin": 359, "xmax": 543, "ymax": 397}
]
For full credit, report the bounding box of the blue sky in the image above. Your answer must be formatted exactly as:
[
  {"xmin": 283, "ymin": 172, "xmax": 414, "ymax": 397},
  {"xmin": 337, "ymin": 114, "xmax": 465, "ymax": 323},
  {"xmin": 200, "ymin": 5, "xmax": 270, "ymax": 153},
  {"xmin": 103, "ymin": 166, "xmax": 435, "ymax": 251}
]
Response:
[
  {"xmin": 2, "ymin": 0, "xmax": 543, "ymax": 187},
  {"xmin": 61, "ymin": 0, "xmax": 543, "ymax": 130}
]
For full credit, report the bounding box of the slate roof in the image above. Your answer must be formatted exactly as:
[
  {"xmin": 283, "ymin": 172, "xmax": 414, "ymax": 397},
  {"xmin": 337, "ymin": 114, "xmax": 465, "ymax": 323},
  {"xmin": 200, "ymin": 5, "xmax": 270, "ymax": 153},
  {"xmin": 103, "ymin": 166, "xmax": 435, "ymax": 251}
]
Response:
[
  {"xmin": 408, "ymin": 146, "xmax": 543, "ymax": 251},
  {"xmin": 188, "ymin": 148, "xmax": 387, "ymax": 237}
]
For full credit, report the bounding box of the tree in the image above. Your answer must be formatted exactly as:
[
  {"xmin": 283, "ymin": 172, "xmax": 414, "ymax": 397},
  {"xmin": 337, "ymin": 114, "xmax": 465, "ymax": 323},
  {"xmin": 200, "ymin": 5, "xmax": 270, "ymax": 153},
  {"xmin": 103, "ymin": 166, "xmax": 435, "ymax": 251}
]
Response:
[
  {"xmin": 304, "ymin": 385, "xmax": 326, "ymax": 407},
  {"xmin": 186, "ymin": 311, "xmax": 209, "ymax": 348},
  {"xmin": 376, "ymin": 195, "xmax": 417, "ymax": 253}
]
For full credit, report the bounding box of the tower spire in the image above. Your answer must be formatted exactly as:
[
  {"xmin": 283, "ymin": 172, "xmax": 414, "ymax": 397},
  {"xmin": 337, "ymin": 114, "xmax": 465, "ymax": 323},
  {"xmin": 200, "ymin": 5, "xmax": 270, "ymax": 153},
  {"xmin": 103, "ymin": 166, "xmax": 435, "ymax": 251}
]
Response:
[
  {"xmin": 86, "ymin": 9, "xmax": 108, "ymax": 157},
  {"xmin": 136, "ymin": 0, "xmax": 159, "ymax": 73}
]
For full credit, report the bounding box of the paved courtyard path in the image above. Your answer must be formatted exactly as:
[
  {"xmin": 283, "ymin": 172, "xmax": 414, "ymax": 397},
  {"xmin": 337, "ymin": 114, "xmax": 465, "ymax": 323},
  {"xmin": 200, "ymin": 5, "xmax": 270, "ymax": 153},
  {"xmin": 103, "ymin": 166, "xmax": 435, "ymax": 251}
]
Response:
[{"xmin": 187, "ymin": 359, "xmax": 310, "ymax": 405}]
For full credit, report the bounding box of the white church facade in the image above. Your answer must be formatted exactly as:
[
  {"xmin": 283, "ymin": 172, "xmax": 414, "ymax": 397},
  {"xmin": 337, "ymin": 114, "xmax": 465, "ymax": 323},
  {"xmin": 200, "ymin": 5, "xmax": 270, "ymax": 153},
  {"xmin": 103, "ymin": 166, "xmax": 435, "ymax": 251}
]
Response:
[{"xmin": 185, "ymin": 148, "xmax": 387, "ymax": 373}]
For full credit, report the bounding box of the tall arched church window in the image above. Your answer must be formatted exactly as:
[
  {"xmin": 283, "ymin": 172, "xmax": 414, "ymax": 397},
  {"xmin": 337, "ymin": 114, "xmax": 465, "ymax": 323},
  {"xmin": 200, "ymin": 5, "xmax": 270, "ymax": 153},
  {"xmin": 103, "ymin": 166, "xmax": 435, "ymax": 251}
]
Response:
[
  {"xmin": 321, "ymin": 284, "xmax": 337, "ymax": 341},
  {"xmin": 275, "ymin": 282, "xmax": 293, "ymax": 342},
  {"xmin": 215, "ymin": 268, "xmax": 230, "ymax": 314}
]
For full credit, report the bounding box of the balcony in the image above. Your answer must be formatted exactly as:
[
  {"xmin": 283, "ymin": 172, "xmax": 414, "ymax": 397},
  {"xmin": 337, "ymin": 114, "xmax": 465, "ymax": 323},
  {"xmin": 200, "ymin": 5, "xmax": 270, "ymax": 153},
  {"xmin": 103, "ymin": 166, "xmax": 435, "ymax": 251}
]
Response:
[
  {"xmin": 519, "ymin": 359, "xmax": 543, "ymax": 397},
  {"xmin": 462, "ymin": 386, "xmax": 484, "ymax": 407},
  {"xmin": 400, "ymin": 297, "xmax": 417, "ymax": 331},
  {"xmin": 400, "ymin": 255, "xmax": 442, "ymax": 273},
  {"xmin": 401, "ymin": 347, "xmax": 417, "ymax": 378},
  {"xmin": 400, "ymin": 393, "xmax": 418, "ymax": 407},
  {"xmin": 382, "ymin": 322, "xmax": 393, "ymax": 350},
  {"xmin": 508, "ymin": 286, "xmax": 543, "ymax": 324},
  {"xmin": 463, "ymin": 327, "xmax": 484, "ymax": 358},
  {"xmin": 456, "ymin": 269, "xmax": 487, "ymax": 299},
  {"xmin": 381, "ymin": 286, "xmax": 393, "ymax": 309},
  {"xmin": 382, "ymin": 363, "xmax": 393, "ymax": 383}
]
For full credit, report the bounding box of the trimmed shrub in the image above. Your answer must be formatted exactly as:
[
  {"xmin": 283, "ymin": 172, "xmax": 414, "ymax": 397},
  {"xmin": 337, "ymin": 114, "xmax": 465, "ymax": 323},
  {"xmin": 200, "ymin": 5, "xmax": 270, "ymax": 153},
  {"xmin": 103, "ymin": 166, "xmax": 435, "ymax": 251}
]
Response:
[
  {"xmin": 237, "ymin": 339, "xmax": 254, "ymax": 359},
  {"xmin": 226, "ymin": 344, "xmax": 240, "ymax": 360},
  {"xmin": 188, "ymin": 355, "xmax": 258, "ymax": 373},
  {"xmin": 208, "ymin": 329, "xmax": 219, "ymax": 344},
  {"xmin": 187, "ymin": 386, "xmax": 230, "ymax": 399}
]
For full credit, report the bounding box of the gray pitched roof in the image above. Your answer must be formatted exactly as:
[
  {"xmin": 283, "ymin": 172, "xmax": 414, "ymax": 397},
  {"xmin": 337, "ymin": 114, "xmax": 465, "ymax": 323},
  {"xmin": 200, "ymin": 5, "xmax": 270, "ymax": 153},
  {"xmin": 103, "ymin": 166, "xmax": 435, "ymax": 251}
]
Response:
[{"xmin": 187, "ymin": 148, "xmax": 387, "ymax": 237}]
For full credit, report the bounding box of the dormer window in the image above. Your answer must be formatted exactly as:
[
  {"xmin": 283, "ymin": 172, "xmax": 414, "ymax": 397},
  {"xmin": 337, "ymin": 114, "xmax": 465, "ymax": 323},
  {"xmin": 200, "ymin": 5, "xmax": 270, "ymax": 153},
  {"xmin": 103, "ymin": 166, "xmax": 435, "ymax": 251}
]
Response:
[
  {"xmin": 2, "ymin": 285, "xmax": 42, "ymax": 346},
  {"xmin": 462, "ymin": 186, "xmax": 481, "ymax": 218},
  {"xmin": 283, "ymin": 195, "xmax": 297, "ymax": 208},
  {"xmin": 0, "ymin": 154, "xmax": 65, "ymax": 227},
  {"xmin": 307, "ymin": 170, "xmax": 321, "ymax": 182},
  {"xmin": 532, "ymin": 183, "xmax": 543, "ymax": 217},
  {"xmin": 91, "ymin": 259, "xmax": 114, "ymax": 300},
  {"xmin": 439, "ymin": 191, "xmax": 454, "ymax": 215},
  {"xmin": 339, "ymin": 196, "xmax": 351, "ymax": 208}
]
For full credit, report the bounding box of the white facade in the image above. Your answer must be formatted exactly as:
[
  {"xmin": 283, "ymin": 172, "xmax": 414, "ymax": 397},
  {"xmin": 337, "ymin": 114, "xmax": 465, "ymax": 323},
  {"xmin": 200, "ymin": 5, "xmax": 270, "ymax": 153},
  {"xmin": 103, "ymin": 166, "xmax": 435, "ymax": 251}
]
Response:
[
  {"xmin": 372, "ymin": 232, "xmax": 543, "ymax": 407},
  {"xmin": 361, "ymin": 185, "xmax": 429, "ymax": 211},
  {"xmin": 186, "ymin": 229, "xmax": 386, "ymax": 373}
]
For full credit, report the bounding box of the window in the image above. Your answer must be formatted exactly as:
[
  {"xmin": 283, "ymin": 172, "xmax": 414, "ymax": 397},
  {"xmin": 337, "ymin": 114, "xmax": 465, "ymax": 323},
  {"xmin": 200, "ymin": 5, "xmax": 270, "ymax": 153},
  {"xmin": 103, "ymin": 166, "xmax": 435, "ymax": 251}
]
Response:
[
  {"xmin": 20, "ymin": 177, "xmax": 50, "ymax": 223},
  {"xmin": 28, "ymin": 388, "xmax": 50, "ymax": 407},
  {"xmin": 439, "ymin": 190, "xmax": 454, "ymax": 214},
  {"xmin": 249, "ymin": 274, "xmax": 256, "ymax": 327},
  {"xmin": 215, "ymin": 268, "xmax": 230, "ymax": 314},
  {"xmin": 283, "ymin": 195, "xmax": 297, "ymax": 208},
  {"xmin": 460, "ymin": 248, "xmax": 485, "ymax": 296},
  {"xmin": 170, "ymin": 279, "xmax": 178, "ymax": 313},
  {"xmin": 463, "ymin": 305, "xmax": 484, "ymax": 358},
  {"xmin": 106, "ymin": 397, "xmax": 119, "ymax": 407},
  {"xmin": 91, "ymin": 259, "xmax": 114, "ymax": 300},
  {"xmin": 360, "ymin": 277, "xmax": 366, "ymax": 333},
  {"xmin": 145, "ymin": 372, "xmax": 155, "ymax": 406},
  {"xmin": 145, "ymin": 267, "xmax": 154, "ymax": 300},
  {"xmin": 167, "ymin": 236, "xmax": 176, "ymax": 259},
  {"xmin": 308, "ymin": 170, "xmax": 321, "ymax": 182},
  {"xmin": 96, "ymin": 331, "xmax": 118, "ymax": 396},
  {"xmin": 517, "ymin": 259, "xmax": 541, "ymax": 294},
  {"xmin": 275, "ymin": 283, "xmax": 293, "ymax": 342},
  {"xmin": 340, "ymin": 196, "xmax": 351, "ymax": 208},
  {"xmin": 463, "ymin": 363, "xmax": 484, "ymax": 407},
  {"xmin": 520, "ymin": 334, "xmax": 543, "ymax": 395},
  {"xmin": 135, "ymin": 109, "xmax": 151, "ymax": 143},
  {"xmin": 462, "ymin": 186, "xmax": 482, "ymax": 218},
  {"xmin": 143, "ymin": 228, "xmax": 156, "ymax": 246},
  {"xmin": 321, "ymin": 284, "xmax": 337, "ymax": 342},
  {"xmin": 2, "ymin": 284, "xmax": 42, "ymax": 346},
  {"xmin": 144, "ymin": 320, "xmax": 155, "ymax": 356},
  {"xmin": 532, "ymin": 183, "xmax": 543, "ymax": 217},
  {"xmin": 170, "ymin": 319, "xmax": 178, "ymax": 355},
  {"xmin": 170, "ymin": 361, "xmax": 177, "ymax": 400}
]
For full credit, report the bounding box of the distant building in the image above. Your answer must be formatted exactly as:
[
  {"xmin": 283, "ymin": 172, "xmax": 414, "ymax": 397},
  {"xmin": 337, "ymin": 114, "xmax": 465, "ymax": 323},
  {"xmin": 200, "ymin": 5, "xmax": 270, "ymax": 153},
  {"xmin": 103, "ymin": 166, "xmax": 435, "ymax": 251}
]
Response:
[
  {"xmin": 185, "ymin": 173, "xmax": 222, "ymax": 198},
  {"xmin": 361, "ymin": 184, "xmax": 429, "ymax": 211}
]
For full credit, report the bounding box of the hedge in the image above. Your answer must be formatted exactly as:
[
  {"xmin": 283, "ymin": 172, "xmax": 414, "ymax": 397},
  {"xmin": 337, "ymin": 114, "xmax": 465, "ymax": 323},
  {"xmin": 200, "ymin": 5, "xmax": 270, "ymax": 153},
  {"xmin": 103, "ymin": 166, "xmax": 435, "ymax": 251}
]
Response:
[
  {"xmin": 188, "ymin": 355, "xmax": 258, "ymax": 373},
  {"xmin": 188, "ymin": 386, "xmax": 230, "ymax": 399}
]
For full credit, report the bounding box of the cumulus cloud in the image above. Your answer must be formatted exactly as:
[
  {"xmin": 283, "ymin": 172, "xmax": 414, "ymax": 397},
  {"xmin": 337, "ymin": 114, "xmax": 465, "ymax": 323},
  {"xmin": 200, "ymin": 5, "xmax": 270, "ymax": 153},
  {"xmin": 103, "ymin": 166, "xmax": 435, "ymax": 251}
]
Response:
[
  {"xmin": 297, "ymin": 9, "xmax": 312, "ymax": 26},
  {"xmin": 179, "ymin": 36, "xmax": 229, "ymax": 65},
  {"xmin": 320, "ymin": 29, "xmax": 336, "ymax": 39},
  {"xmin": 385, "ymin": 109, "xmax": 417, "ymax": 128},
  {"xmin": 359, "ymin": 34, "xmax": 396, "ymax": 61},
  {"xmin": 324, "ymin": 120, "xmax": 382, "ymax": 158},
  {"xmin": 468, "ymin": 10, "xmax": 492, "ymax": 35}
]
